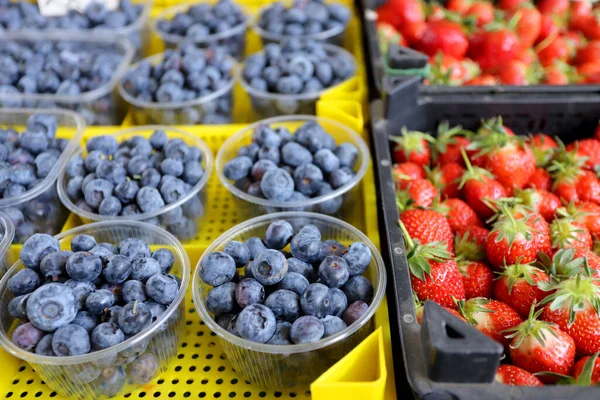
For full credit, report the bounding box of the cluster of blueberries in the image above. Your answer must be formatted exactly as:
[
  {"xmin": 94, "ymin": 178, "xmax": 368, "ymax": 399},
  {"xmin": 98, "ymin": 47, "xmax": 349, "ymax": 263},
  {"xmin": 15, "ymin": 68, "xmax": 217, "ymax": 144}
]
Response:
[
  {"xmin": 200, "ymin": 220, "xmax": 374, "ymax": 344},
  {"xmin": 8, "ymin": 233, "xmax": 180, "ymax": 394},
  {"xmin": 243, "ymin": 39, "xmax": 354, "ymax": 96},
  {"xmin": 0, "ymin": 0, "xmax": 142, "ymax": 31},
  {"xmin": 120, "ymin": 46, "xmax": 234, "ymax": 125},
  {"xmin": 0, "ymin": 113, "xmax": 71, "ymax": 243},
  {"xmin": 223, "ymin": 121, "xmax": 359, "ymax": 214},
  {"xmin": 64, "ymin": 130, "xmax": 205, "ymax": 241},
  {"xmin": 257, "ymin": 0, "xmax": 350, "ymax": 38}
]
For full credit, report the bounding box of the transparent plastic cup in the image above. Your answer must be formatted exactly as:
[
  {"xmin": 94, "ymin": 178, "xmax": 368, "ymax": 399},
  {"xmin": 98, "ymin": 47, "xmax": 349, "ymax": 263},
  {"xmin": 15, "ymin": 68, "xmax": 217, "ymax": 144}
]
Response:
[
  {"xmin": 0, "ymin": 220, "xmax": 190, "ymax": 399},
  {"xmin": 193, "ymin": 211, "xmax": 386, "ymax": 389},
  {"xmin": 118, "ymin": 51, "xmax": 236, "ymax": 125},
  {"xmin": 251, "ymin": 1, "xmax": 350, "ymax": 47},
  {"xmin": 0, "ymin": 108, "xmax": 85, "ymax": 243},
  {"xmin": 0, "ymin": 212, "xmax": 15, "ymax": 278},
  {"xmin": 152, "ymin": 0, "xmax": 248, "ymax": 61},
  {"xmin": 0, "ymin": 32, "xmax": 134, "ymax": 126},
  {"xmin": 57, "ymin": 126, "xmax": 213, "ymax": 243},
  {"xmin": 238, "ymin": 44, "xmax": 356, "ymax": 119},
  {"xmin": 216, "ymin": 115, "xmax": 369, "ymax": 220}
]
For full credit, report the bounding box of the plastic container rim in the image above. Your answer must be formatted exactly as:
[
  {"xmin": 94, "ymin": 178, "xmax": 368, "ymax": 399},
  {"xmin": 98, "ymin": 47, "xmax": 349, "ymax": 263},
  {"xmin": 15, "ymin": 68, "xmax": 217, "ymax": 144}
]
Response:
[
  {"xmin": 238, "ymin": 43, "xmax": 357, "ymax": 102},
  {"xmin": 0, "ymin": 220, "xmax": 191, "ymax": 365},
  {"xmin": 0, "ymin": 108, "xmax": 86, "ymax": 208},
  {"xmin": 118, "ymin": 51, "xmax": 237, "ymax": 110},
  {"xmin": 56, "ymin": 125, "xmax": 214, "ymax": 222},
  {"xmin": 192, "ymin": 211, "xmax": 387, "ymax": 355},
  {"xmin": 250, "ymin": 1, "xmax": 350, "ymax": 43},
  {"xmin": 0, "ymin": 211, "xmax": 15, "ymax": 260},
  {"xmin": 151, "ymin": 0, "xmax": 249, "ymax": 45},
  {"xmin": 0, "ymin": 31, "xmax": 134, "ymax": 104},
  {"xmin": 216, "ymin": 115, "xmax": 370, "ymax": 209}
]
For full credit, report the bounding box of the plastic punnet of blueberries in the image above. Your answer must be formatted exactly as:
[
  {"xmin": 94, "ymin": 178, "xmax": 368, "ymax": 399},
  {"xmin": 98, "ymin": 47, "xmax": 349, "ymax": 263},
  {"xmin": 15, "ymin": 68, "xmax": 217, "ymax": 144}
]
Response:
[
  {"xmin": 222, "ymin": 121, "xmax": 360, "ymax": 214},
  {"xmin": 7, "ymin": 233, "xmax": 181, "ymax": 394},
  {"xmin": 119, "ymin": 45, "xmax": 235, "ymax": 125},
  {"xmin": 61, "ymin": 130, "xmax": 207, "ymax": 241},
  {"xmin": 155, "ymin": 0, "xmax": 247, "ymax": 60},
  {"xmin": 199, "ymin": 219, "xmax": 374, "ymax": 345}
]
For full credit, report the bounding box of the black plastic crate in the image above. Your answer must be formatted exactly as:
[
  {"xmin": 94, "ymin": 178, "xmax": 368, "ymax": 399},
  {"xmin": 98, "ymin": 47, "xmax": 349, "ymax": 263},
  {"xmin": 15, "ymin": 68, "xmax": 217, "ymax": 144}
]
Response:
[{"xmin": 371, "ymin": 93, "xmax": 600, "ymax": 399}]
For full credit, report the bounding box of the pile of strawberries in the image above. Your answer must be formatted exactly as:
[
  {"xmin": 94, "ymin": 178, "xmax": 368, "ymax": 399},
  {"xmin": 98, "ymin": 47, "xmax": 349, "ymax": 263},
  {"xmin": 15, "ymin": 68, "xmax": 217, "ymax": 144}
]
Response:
[
  {"xmin": 393, "ymin": 117, "xmax": 600, "ymax": 386},
  {"xmin": 376, "ymin": 0, "xmax": 600, "ymax": 85}
]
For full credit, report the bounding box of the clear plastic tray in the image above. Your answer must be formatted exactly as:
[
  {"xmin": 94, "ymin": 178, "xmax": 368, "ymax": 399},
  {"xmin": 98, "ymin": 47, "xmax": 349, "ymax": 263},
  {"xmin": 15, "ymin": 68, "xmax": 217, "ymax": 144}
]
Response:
[
  {"xmin": 118, "ymin": 52, "xmax": 236, "ymax": 125},
  {"xmin": 0, "ymin": 108, "xmax": 85, "ymax": 243},
  {"xmin": 151, "ymin": 0, "xmax": 248, "ymax": 61},
  {"xmin": 216, "ymin": 115, "xmax": 369, "ymax": 220},
  {"xmin": 0, "ymin": 32, "xmax": 134, "ymax": 126},
  {"xmin": 0, "ymin": 220, "xmax": 190, "ymax": 400},
  {"xmin": 238, "ymin": 44, "xmax": 356, "ymax": 119},
  {"xmin": 192, "ymin": 211, "xmax": 386, "ymax": 389},
  {"xmin": 57, "ymin": 125, "xmax": 213, "ymax": 242},
  {"xmin": 0, "ymin": 212, "xmax": 15, "ymax": 278}
]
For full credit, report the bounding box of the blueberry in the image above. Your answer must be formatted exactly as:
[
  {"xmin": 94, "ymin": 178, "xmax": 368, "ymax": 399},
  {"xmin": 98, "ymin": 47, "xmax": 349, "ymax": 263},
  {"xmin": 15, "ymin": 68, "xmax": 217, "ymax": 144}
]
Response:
[
  {"xmin": 91, "ymin": 322, "xmax": 124, "ymax": 350},
  {"xmin": 34, "ymin": 152, "xmax": 58, "ymax": 178},
  {"xmin": 301, "ymin": 283, "xmax": 332, "ymax": 318},
  {"xmin": 34, "ymin": 333, "xmax": 55, "ymax": 356},
  {"xmin": 145, "ymin": 301, "xmax": 166, "ymax": 325},
  {"xmin": 159, "ymin": 177, "xmax": 187, "ymax": 204},
  {"xmin": 318, "ymin": 256, "xmax": 350, "ymax": 288},
  {"xmin": 141, "ymin": 168, "xmax": 161, "ymax": 188},
  {"xmin": 96, "ymin": 366, "xmax": 126, "ymax": 397},
  {"xmin": 136, "ymin": 186, "xmax": 166, "ymax": 213},
  {"xmin": 236, "ymin": 304, "xmax": 276, "ymax": 343},
  {"xmin": 20, "ymin": 233, "xmax": 59, "ymax": 270},
  {"xmin": 335, "ymin": 143, "xmax": 358, "ymax": 169},
  {"xmin": 120, "ymin": 280, "xmax": 145, "ymax": 304},
  {"xmin": 321, "ymin": 315, "xmax": 347, "ymax": 337},
  {"xmin": 322, "ymin": 240, "xmax": 345, "ymax": 257},
  {"xmin": 265, "ymin": 289, "xmax": 300, "ymax": 322},
  {"xmin": 102, "ymin": 305, "xmax": 122, "ymax": 325},
  {"xmin": 121, "ymin": 204, "xmax": 141, "ymax": 216},
  {"xmin": 65, "ymin": 279, "xmax": 96, "ymax": 310},
  {"xmin": 247, "ymin": 182, "xmax": 264, "ymax": 198},
  {"xmin": 199, "ymin": 252, "xmax": 236, "ymax": 286},
  {"xmin": 244, "ymin": 261, "xmax": 255, "ymax": 279},
  {"xmin": 264, "ymin": 220, "xmax": 294, "ymax": 250},
  {"xmin": 313, "ymin": 149, "xmax": 340, "ymax": 174},
  {"xmin": 206, "ymin": 281, "xmax": 237, "ymax": 316},
  {"xmin": 119, "ymin": 238, "xmax": 151, "ymax": 261},
  {"xmin": 89, "ymin": 245, "xmax": 115, "ymax": 261},
  {"xmin": 299, "ymin": 224, "xmax": 321, "ymax": 239},
  {"xmin": 8, "ymin": 149, "xmax": 34, "ymax": 166},
  {"xmin": 83, "ymin": 178, "xmax": 114, "ymax": 208},
  {"xmin": 237, "ymin": 143, "xmax": 260, "ymax": 161},
  {"xmin": 291, "ymin": 315, "xmax": 324, "ymax": 344},
  {"xmin": 294, "ymin": 163, "xmax": 324, "ymax": 196},
  {"xmin": 19, "ymin": 130, "xmax": 49, "ymax": 155},
  {"xmin": 234, "ymin": 278, "xmax": 264, "ymax": 308},
  {"xmin": 160, "ymin": 158, "xmax": 184, "ymax": 177},
  {"xmin": 8, "ymin": 294, "xmax": 30, "ymax": 320},
  {"xmin": 257, "ymin": 146, "xmax": 280, "ymax": 164},
  {"xmin": 66, "ymin": 252, "xmax": 102, "ymax": 281},
  {"xmin": 253, "ymin": 250, "xmax": 288, "ymax": 286},
  {"xmin": 316, "ymin": 182, "xmax": 342, "ymax": 214},
  {"xmin": 329, "ymin": 288, "xmax": 348, "ymax": 317},
  {"xmin": 127, "ymin": 156, "xmax": 151, "ymax": 176},
  {"xmin": 146, "ymin": 273, "xmax": 179, "ymax": 304},
  {"xmin": 98, "ymin": 242, "xmax": 118, "ymax": 255},
  {"xmin": 118, "ymin": 301, "xmax": 152, "ymax": 335},
  {"xmin": 260, "ymin": 168, "xmax": 294, "ymax": 201},
  {"xmin": 150, "ymin": 130, "xmax": 168, "ymax": 150},
  {"xmin": 130, "ymin": 257, "xmax": 162, "ymax": 282},
  {"xmin": 276, "ymin": 75, "xmax": 302, "ymax": 94},
  {"xmin": 253, "ymin": 126, "xmax": 282, "ymax": 148},
  {"xmin": 342, "ymin": 301, "xmax": 369, "ymax": 325},
  {"xmin": 67, "ymin": 176, "xmax": 84, "ymax": 200},
  {"xmin": 52, "ymin": 324, "xmax": 90, "ymax": 356},
  {"xmin": 8, "ymin": 268, "xmax": 40, "ymax": 296},
  {"xmin": 85, "ymin": 150, "xmax": 108, "ymax": 172},
  {"xmin": 251, "ymin": 159, "xmax": 277, "ymax": 182},
  {"xmin": 12, "ymin": 322, "xmax": 45, "ymax": 351},
  {"xmin": 275, "ymin": 271, "xmax": 309, "ymax": 295},
  {"xmin": 99, "ymin": 196, "xmax": 122, "ymax": 216},
  {"xmin": 224, "ymin": 156, "xmax": 253, "ymax": 181},
  {"xmin": 266, "ymin": 320, "xmax": 292, "ymax": 345},
  {"xmin": 296, "ymin": 122, "xmax": 326, "ymax": 153},
  {"xmin": 182, "ymin": 161, "xmax": 204, "ymax": 185},
  {"xmin": 223, "ymin": 241, "xmax": 251, "ymax": 268},
  {"xmin": 72, "ymin": 311, "xmax": 98, "ymax": 334},
  {"xmin": 342, "ymin": 275, "xmax": 374, "ymax": 304},
  {"xmin": 290, "ymin": 233, "xmax": 322, "ymax": 263},
  {"xmin": 281, "ymin": 142, "xmax": 313, "ymax": 168},
  {"xmin": 40, "ymin": 250, "xmax": 72, "ymax": 281},
  {"xmin": 71, "ymin": 364, "xmax": 102, "ymax": 385},
  {"xmin": 27, "ymin": 114, "xmax": 57, "ymax": 140},
  {"xmin": 287, "ymin": 258, "xmax": 315, "ymax": 281},
  {"xmin": 245, "ymin": 237, "xmax": 266, "ymax": 260},
  {"xmin": 329, "ymin": 167, "xmax": 354, "ymax": 189},
  {"xmin": 128, "ymin": 353, "xmax": 159, "ymax": 384},
  {"xmin": 114, "ymin": 180, "xmax": 139, "ymax": 204},
  {"xmin": 152, "ymin": 248, "xmax": 175, "ymax": 274},
  {"xmin": 86, "ymin": 289, "xmax": 116, "ymax": 316}
]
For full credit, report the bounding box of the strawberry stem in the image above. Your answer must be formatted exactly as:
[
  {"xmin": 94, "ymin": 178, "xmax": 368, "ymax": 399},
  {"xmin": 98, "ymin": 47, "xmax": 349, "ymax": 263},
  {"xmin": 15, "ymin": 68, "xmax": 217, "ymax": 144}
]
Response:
[{"xmin": 399, "ymin": 220, "xmax": 415, "ymax": 249}]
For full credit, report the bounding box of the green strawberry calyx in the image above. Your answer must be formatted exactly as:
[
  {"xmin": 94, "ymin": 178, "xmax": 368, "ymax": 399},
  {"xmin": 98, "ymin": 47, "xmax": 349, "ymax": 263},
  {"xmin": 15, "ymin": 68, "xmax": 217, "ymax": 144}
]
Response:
[
  {"xmin": 400, "ymin": 221, "xmax": 452, "ymax": 281},
  {"xmin": 499, "ymin": 258, "xmax": 544, "ymax": 294},
  {"xmin": 454, "ymin": 230, "xmax": 486, "ymax": 261},
  {"xmin": 536, "ymin": 353, "xmax": 600, "ymax": 386},
  {"xmin": 490, "ymin": 206, "xmax": 534, "ymax": 249},
  {"xmin": 389, "ymin": 128, "xmax": 435, "ymax": 158},
  {"xmin": 537, "ymin": 248, "xmax": 584, "ymax": 281},
  {"xmin": 549, "ymin": 216, "xmax": 587, "ymax": 249},
  {"xmin": 457, "ymin": 148, "xmax": 495, "ymax": 189},
  {"xmin": 455, "ymin": 297, "xmax": 494, "ymax": 327},
  {"xmin": 503, "ymin": 302, "xmax": 558, "ymax": 349}
]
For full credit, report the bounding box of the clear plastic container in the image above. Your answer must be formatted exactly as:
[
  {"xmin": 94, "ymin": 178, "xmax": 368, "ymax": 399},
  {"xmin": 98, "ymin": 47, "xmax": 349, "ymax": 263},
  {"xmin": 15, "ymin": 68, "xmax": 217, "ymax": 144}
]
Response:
[
  {"xmin": 192, "ymin": 211, "xmax": 386, "ymax": 389},
  {"xmin": 216, "ymin": 115, "xmax": 369, "ymax": 220},
  {"xmin": 0, "ymin": 212, "xmax": 15, "ymax": 278},
  {"xmin": 0, "ymin": 220, "xmax": 190, "ymax": 399},
  {"xmin": 0, "ymin": 108, "xmax": 85, "ymax": 243},
  {"xmin": 0, "ymin": 32, "xmax": 134, "ymax": 126},
  {"xmin": 118, "ymin": 52, "xmax": 236, "ymax": 125},
  {"xmin": 152, "ymin": 0, "xmax": 248, "ymax": 61},
  {"xmin": 251, "ymin": 0, "xmax": 350, "ymax": 47},
  {"xmin": 57, "ymin": 126, "xmax": 213, "ymax": 242},
  {"xmin": 238, "ymin": 44, "xmax": 356, "ymax": 119}
]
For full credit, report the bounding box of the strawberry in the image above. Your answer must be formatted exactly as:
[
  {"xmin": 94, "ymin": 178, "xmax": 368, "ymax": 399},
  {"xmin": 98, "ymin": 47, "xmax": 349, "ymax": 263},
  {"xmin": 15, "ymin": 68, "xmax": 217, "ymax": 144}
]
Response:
[
  {"xmin": 577, "ymin": 170, "xmax": 600, "ymax": 204},
  {"xmin": 458, "ymin": 260, "xmax": 494, "ymax": 298},
  {"xmin": 510, "ymin": 5, "xmax": 542, "ymax": 48},
  {"xmin": 497, "ymin": 0, "xmax": 529, "ymax": 12},
  {"xmin": 390, "ymin": 129, "xmax": 434, "ymax": 166},
  {"xmin": 426, "ymin": 163, "xmax": 464, "ymax": 199},
  {"xmin": 392, "ymin": 162, "xmax": 425, "ymax": 188},
  {"xmin": 549, "ymin": 146, "xmax": 588, "ymax": 203},
  {"xmin": 572, "ymin": 353, "xmax": 600, "ymax": 385},
  {"xmin": 427, "ymin": 53, "xmax": 481, "ymax": 86},
  {"xmin": 464, "ymin": 73, "xmax": 498, "ymax": 85},
  {"xmin": 486, "ymin": 210, "xmax": 538, "ymax": 269},
  {"xmin": 525, "ymin": 167, "xmax": 552, "ymax": 190},
  {"xmin": 544, "ymin": 60, "xmax": 579, "ymax": 84},
  {"xmin": 540, "ymin": 273, "xmax": 600, "ymax": 356},
  {"xmin": 580, "ymin": 12, "xmax": 600, "ymax": 40},
  {"xmin": 537, "ymin": 248, "xmax": 586, "ymax": 280},
  {"xmin": 536, "ymin": 15, "xmax": 560, "ymax": 46},
  {"xmin": 446, "ymin": 0, "xmax": 473, "ymax": 14},
  {"xmin": 494, "ymin": 365, "xmax": 544, "ymax": 386},
  {"xmin": 415, "ymin": 298, "xmax": 465, "ymax": 324},
  {"xmin": 426, "ymin": 3, "xmax": 446, "ymax": 22},
  {"xmin": 455, "ymin": 226, "xmax": 489, "ymax": 260},
  {"xmin": 513, "ymin": 188, "xmax": 561, "ymax": 222},
  {"xmin": 505, "ymin": 306, "xmax": 576, "ymax": 377},
  {"xmin": 566, "ymin": 138, "xmax": 600, "ymax": 170},
  {"xmin": 527, "ymin": 133, "xmax": 558, "ymax": 167},
  {"xmin": 401, "ymin": 222, "xmax": 465, "ymax": 308},
  {"xmin": 397, "ymin": 178, "xmax": 439, "ymax": 208},
  {"xmin": 458, "ymin": 149, "xmax": 508, "ymax": 220},
  {"xmin": 562, "ymin": 202, "xmax": 600, "ymax": 239},
  {"xmin": 550, "ymin": 216, "xmax": 593, "ymax": 252},
  {"xmin": 377, "ymin": 0, "xmax": 425, "ymax": 44},
  {"xmin": 400, "ymin": 208, "xmax": 454, "ymax": 252},
  {"xmin": 431, "ymin": 121, "xmax": 472, "ymax": 166},
  {"xmin": 467, "ymin": 25, "xmax": 521, "ymax": 73},
  {"xmin": 536, "ymin": 34, "xmax": 572, "ymax": 68},
  {"xmin": 570, "ymin": 0, "xmax": 593, "ymax": 31},
  {"xmin": 574, "ymin": 40, "xmax": 600, "ymax": 65},
  {"xmin": 457, "ymin": 298, "xmax": 522, "ymax": 347},
  {"xmin": 435, "ymin": 198, "xmax": 483, "ymax": 233},
  {"xmin": 417, "ymin": 19, "xmax": 469, "ymax": 59},
  {"xmin": 377, "ymin": 23, "xmax": 407, "ymax": 52},
  {"xmin": 537, "ymin": 0, "xmax": 570, "ymax": 16},
  {"xmin": 493, "ymin": 259, "xmax": 551, "ymax": 318},
  {"xmin": 528, "ymin": 212, "xmax": 553, "ymax": 258},
  {"xmin": 515, "ymin": 47, "xmax": 537, "ymax": 66},
  {"xmin": 577, "ymin": 60, "xmax": 600, "ymax": 83},
  {"xmin": 497, "ymin": 59, "xmax": 541, "ymax": 85},
  {"xmin": 466, "ymin": 1, "xmax": 495, "ymax": 27}
]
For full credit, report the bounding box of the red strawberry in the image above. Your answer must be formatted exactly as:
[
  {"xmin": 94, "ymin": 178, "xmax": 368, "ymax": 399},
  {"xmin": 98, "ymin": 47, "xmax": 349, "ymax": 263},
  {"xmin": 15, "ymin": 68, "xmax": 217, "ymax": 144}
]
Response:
[
  {"xmin": 566, "ymin": 139, "xmax": 600, "ymax": 170},
  {"xmin": 466, "ymin": 1, "xmax": 495, "ymax": 27},
  {"xmin": 377, "ymin": 0, "xmax": 425, "ymax": 44},
  {"xmin": 543, "ymin": 61, "xmax": 578, "ymax": 85},
  {"xmin": 494, "ymin": 365, "xmax": 544, "ymax": 386},
  {"xmin": 576, "ymin": 170, "xmax": 600, "ymax": 205},
  {"xmin": 513, "ymin": 188, "xmax": 561, "ymax": 222},
  {"xmin": 572, "ymin": 353, "xmax": 600, "ymax": 385},
  {"xmin": 540, "ymin": 273, "xmax": 600, "ymax": 356},
  {"xmin": 505, "ymin": 306, "xmax": 576, "ymax": 377},
  {"xmin": 509, "ymin": 5, "xmax": 542, "ymax": 48},
  {"xmin": 497, "ymin": 59, "xmax": 540, "ymax": 85},
  {"xmin": 536, "ymin": 14, "xmax": 560, "ymax": 46},
  {"xmin": 537, "ymin": 0, "xmax": 570, "ymax": 16},
  {"xmin": 417, "ymin": 19, "xmax": 469, "ymax": 59},
  {"xmin": 577, "ymin": 60, "xmax": 600, "ymax": 83},
  {"xmin": 497, "ymin": 0, "xmax": 529, "ymax": 11},
  {"xmin": 468, "ymin": 25, "xmax": 521, "ymax": 73},
  {"xmin": 415, "ymin": 299, "xmax": 465, "ymax": 324},
  {"xmin": 457, "ymin": 298, "xmax": 523, "ymax": 347},
  {"xmin": 397, "ymin": 178, "xmax": 439, "ymax": 208},
  {"xmin": 529, "ymin": 212, "xmax": 553, "ymax": 258},
  {"xmin": 493, "ymin": 260, "xmax": 551, "ymax": 319},
  {"xmin": 434, "ymin": 198, "xmax": 483, "ymax": 233},
  {"xmin": 426, "ymin": 163, "xmax": 464, "ymax": 199},
  {"xmin": 549, "ymin": 147, "xmax": 588, "ymax": 203},
  {"xmin": 486, "ymin": 209, "xmax": 538, "ymax": 269},
  {"xmin": 550, "ymin": 216, "xmax": 593, "ymax": 252},
  {"xmin": 562, "ymin": 202, "xmax": 600, "ymax": 240},
  {"xmin": 525, "ymin": 167, "xmax": 552, "ymax": 190},
  {"xmin": 580, "ymin": 13, "xmax": 600, "ymax": 40},
  {"xmin": 401, "ymin": 223, "xmax": 465, "ymax": 308},
  {"xmin": 574, "ymin": 40, "xmax": 600, "ymax": 65},
  {"xmin": 392, "ymin": 162, "xmax": 425, "ymax": 188},
  {"xmin": 527, "ymin": 133, "xmax": 558, "ymax": 167},
  {"xmin": 455, "ymin": 226, "xmax": 489, "ymax": 260},
  {"xmin": 458, "ymin": 260, "xmax": 494, "ymax": 298},
  {"xmin": 400, "ymin": 209, "xmax": 454, "ymax": 253},
  {"xmin": 464, "ymin": 74, "xmax": 498, "ymax": 85},
  {"xmin": 431, "ymin": 121, "xmax": 472, "ymax": 166},
  {"xmin": 427, "ymin": 53, "xmax": 481, "ymax": 86},
  {"xmin": 446, "ymin": 0, "xmax": 473, "ymax": 14},
  {"xmin": 391, "ymin": 129, "xmax": 434, "ymax": 166},
  {"xmin": 570, "ymin": 0, "xmax": 592, "ymax": 30}
]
